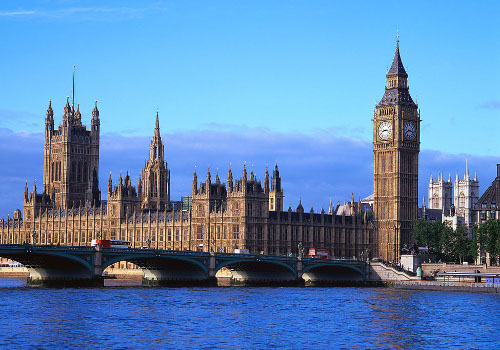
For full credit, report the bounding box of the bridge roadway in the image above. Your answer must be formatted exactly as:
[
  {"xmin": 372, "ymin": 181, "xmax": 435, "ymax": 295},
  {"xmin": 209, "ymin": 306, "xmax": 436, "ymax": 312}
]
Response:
[{"xmin": 0, "ymin": 244, "xmax": 366, "ymax": 287}]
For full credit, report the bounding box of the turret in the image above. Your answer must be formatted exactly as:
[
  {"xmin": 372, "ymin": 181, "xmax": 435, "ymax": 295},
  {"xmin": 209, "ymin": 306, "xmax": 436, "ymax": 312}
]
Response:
[
  {"xmin": 45, "ymin": 100, "xmax": 54, "ymax": 136},
  {"xmin": 215, "ymin": 169, "xmax": 220, "ymax": 185},
  {"xmin": 62, "ymin": 96, "xmax": 71, "ymax": 127},
  {"xmin": 91, "ymin": 100, "xmax": 100, "ymax": 134},
  {"xmin": 24, "ymin": 180, "xmax": 29, "ymax": 202},
  {"xmin": 73, "ymin": 103, "xmax": 82, "ymax": 126},
  {"xmin": 227, "ymin": 167, "xmax": 233, "ymax": 193},
  {"xmin": 192, "ymin": 168, "xmax": 198, "ymax": 195},
  {"xmin": 206, "ymin": 168, "xmax": 211, "ymax": 186},
  {"xmin": 108, "ymin": 173, "xmax": 112, "ymax": 194},
  {"xmin": 264, "ymin": 166, "xmax": 269, "ymax": 194}
]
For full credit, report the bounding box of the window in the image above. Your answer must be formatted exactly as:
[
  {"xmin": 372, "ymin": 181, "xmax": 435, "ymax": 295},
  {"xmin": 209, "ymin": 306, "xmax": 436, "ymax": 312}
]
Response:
[
  {"xmin": 197, "ymin": 226, "xmax": 203, "ymax": 240},
  {"xmin": 175, "ymin": 229, "xmax": 180, "ymax": 241},
  {"xmin": 232, "ymin": 225, "xmax": 239, "ymax": 239}
]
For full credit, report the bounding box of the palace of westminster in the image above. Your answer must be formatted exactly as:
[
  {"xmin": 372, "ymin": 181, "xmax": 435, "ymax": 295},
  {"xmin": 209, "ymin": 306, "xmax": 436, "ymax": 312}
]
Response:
[{"xmin": 1, "ymin": 39, "xmax": 499, "ymax": 263}]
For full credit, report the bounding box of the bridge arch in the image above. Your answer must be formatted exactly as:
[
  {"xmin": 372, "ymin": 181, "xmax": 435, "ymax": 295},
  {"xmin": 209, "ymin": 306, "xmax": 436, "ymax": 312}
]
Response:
[
  {"xmin": 302, "ymin": 262, "xmax": 365, "ymax": 284},
  {"xmin": 102, "ymin": 252, "xmax": 210, "ymax": 285},
  {"xmin": 216, "ymin": 258, "xmax": 297, "ymax": 285},
  {"xmin": 0, "ymin": 246, "xmax": 94, "ymax": 285}
]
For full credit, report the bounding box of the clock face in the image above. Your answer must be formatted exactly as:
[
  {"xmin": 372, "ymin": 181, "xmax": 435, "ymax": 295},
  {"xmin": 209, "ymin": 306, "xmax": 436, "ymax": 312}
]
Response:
[
  {"xmin": 378, "ymin": 121, "xmax": 392, "ymax": 140},
  {"xmin": 404, "ymin": 121, "xmax": 416, "ymax": 140}
]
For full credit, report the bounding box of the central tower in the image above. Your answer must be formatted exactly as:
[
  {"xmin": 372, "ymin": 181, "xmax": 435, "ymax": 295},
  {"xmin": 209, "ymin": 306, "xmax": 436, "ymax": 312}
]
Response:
[{"xmin": 373, "ymin": 35, "xmax": 420, "ymax": 262}]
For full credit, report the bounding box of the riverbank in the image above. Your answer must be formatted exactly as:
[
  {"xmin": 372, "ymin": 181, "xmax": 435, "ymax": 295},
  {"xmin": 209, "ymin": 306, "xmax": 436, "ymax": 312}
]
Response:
[
  {"xmin": 0, "ymin": 267, "xmax": 28, "ymax": 277},
  {"xmin": 395, "ymin": 280, "xmax": 500, "ymax": 294}
]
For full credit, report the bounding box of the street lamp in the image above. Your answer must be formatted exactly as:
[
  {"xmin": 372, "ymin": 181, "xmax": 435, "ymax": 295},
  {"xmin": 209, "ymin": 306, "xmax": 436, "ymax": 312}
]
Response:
[
  {"xmin": 32, "ymin": 231, "xmax": 38, "ymax": 245},
  {"xmin": 298, "ymin": 242, "xmax": 303, "ymax": 258},
  {"xmin": 96, "ymin": 231, "xmax": 103, "ymax": 240},
  {"xmin": 146, "ymin": 237, "xmax": 151, "ymax": 249}
]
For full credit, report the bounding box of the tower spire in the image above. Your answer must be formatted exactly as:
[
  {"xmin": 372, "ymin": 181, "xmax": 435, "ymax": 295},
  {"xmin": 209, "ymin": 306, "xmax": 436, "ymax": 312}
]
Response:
[{"xmin": 155, "ymin": 108, "xmax": 160, "ymax": 137}]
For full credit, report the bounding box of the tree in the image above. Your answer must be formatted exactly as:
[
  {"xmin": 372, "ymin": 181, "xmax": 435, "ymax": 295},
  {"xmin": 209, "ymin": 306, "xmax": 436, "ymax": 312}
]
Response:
[
  {"xmin": 476, "ymin": 219, "xmax": 500, "ymax": 265},
  {"xmin": 412, "ymin": 219, "xmax": 476, "ymax": 263}
]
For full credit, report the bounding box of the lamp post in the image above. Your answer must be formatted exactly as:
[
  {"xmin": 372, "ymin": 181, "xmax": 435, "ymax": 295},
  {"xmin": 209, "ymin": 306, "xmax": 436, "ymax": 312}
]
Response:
[
  {"xmin": 146, "ymin": 237, "xmax": 151, "ymax": 249},
  {"xmin": 32, "ymin": 231, "xmax": 38, "ymax": 245},
  {"xmin": 298, "ymin": 242, "xmax": 303, "ymax": 258},
  {"xmin": 96, "ymin": 230, "xmax": 102, "ymax": 240}
]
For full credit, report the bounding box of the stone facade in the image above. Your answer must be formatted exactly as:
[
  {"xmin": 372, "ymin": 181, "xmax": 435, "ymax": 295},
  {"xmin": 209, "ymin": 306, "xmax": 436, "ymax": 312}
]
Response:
[{"xmin": 373, "ymin": 37, "xmax": 420, "ymax": 262}]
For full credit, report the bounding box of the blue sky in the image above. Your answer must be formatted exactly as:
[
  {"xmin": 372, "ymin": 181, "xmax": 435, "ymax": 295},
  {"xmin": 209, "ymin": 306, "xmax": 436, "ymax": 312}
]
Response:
[{"xmin": 0, "ymin": 0, "xmax": 499, "ymax": 216}]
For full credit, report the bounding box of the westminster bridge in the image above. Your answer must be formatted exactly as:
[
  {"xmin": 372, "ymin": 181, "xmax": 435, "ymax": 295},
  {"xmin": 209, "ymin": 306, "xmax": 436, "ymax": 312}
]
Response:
[{"xmin": 0, "ymin": 244, "xmax": 366, "ymax": 286}]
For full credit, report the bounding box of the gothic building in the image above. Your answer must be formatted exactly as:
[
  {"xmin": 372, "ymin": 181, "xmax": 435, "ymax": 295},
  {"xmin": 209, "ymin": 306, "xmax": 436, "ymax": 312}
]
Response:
[
  {"xmin": 0, "ymin": 98, "xmax": 376, "ymax": 261},
  {"xmin": 373, "ymin": 35, "xmax": 420, "ymax": 262},
  {"xmin": 425, "ymin": 165, "xmax": 479, "ymax": 235}
]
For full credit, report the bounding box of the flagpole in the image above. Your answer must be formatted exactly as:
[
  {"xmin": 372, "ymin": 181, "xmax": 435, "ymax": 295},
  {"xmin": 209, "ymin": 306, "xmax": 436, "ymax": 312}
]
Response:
[{"xmin": 72, "ymin": 65, "xmax": 75, "ymax": 108}]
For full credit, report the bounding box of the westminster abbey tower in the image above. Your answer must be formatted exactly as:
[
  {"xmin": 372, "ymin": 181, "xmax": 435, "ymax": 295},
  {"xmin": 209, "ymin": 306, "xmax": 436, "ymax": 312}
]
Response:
[{"xmin": 373, "ymin": 35, "xmax": 420, "ymax": 262}]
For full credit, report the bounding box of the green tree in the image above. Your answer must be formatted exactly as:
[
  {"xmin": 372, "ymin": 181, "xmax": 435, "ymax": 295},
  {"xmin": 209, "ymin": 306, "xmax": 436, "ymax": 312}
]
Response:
[{"xmin": 476, "ymin": 219, "xmax": 500, "ymax": 265}]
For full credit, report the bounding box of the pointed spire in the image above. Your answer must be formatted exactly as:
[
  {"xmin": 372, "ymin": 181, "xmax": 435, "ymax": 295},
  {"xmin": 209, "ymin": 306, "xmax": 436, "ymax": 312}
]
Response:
[
  {"xmin": 153, "ymin": 108, "xmax": 161, "ymax": 139},
  {"xmin": 264, "ymin": 165, "xmax": 269, "ymax": 193},
  {"xmin": 474, "ymin": 170, "xmax": 477, "ymax": 181},
  {"xmin": 108, "ymin": 172, "xmax": 112, "ymax": 193},
  {"xmin": 24, "ymin": 180, "xmax": 29, "ymax": 201},
  {"xmin": 456, "ymin": 170, "xmax": 459, "ymax": 182},
  {"xmin": 227, "ymin": 165, "xmax": 233, "ymax": 193},
  {"xmin": 387, "ymin": 31, "xmax": 407, "ymax": 77},
  {"xmin": 328, "ymin": 199, "xmax": 333, "ymax": 215},
  {"xmin": 46, "ymin": 99, "xmax": 53, "ymax": 118},
  {"xmin": 92, "ymin": 99, "xmax": 99, "ymax": 119},
  {"xmin": 206, "ymin": 168, "xmax": 211, "ymax": 183},
  {"xmin": 430, "ymin": 172, "xmax": 433, "ymax": 183},
  {"xmin": 422, "ymin": 196, "xmax": 426, "ymax": 208},
  {"xmin": 215, "ymin": 168, "xmax": 220, "ymax": 185},
  {"xmin": 242, "ymin": 162, "xmax": 247, "ymax": 181},
  {"xmin": 448, "ymin": 172, "xmax": 451, "ymax": 182}
]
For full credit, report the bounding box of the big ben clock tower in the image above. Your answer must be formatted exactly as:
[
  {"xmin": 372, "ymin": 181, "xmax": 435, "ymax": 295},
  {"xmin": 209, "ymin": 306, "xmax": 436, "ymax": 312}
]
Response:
[{"xmin": 373, "ymin": 34, "xmax": 420, "ymax": 262}]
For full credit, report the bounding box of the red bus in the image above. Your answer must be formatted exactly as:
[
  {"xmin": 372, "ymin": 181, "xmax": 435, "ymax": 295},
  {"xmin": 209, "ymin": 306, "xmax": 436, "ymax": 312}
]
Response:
[
  {"xmin": 308, "ymin": 248, "xmax": 329, "ymax": 259},
  {"xmin": 91, "ymin": 239, "xmax": 130, "ymax": 249}
]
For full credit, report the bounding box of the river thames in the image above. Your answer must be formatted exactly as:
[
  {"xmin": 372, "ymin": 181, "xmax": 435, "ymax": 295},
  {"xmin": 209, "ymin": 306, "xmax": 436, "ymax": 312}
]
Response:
[{"xmin": 0, "ymin": 278, "xmax": 498, "ymax": 349}]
